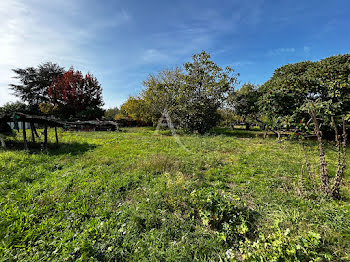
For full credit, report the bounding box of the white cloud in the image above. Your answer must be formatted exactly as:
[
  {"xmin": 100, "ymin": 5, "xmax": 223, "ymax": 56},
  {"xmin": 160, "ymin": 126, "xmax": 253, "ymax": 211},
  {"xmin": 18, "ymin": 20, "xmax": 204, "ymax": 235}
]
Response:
[
  {"xmin": 231, "ymin": 61, "xmax": 254, "ymax": 67},
  {"xmin": 304, "ymin": 46, "xmax": 311, "ymax": 53},
  {"xmin": 0, "ymin": 0, "xmax": 131, "ymax": 106},
  {"xmin": 268, "ymin": 47, "xmax": 296, "ymax": 56},
  {"xmin": 142, "ymin": 49, "xmax": 169, "ymax": 63}
]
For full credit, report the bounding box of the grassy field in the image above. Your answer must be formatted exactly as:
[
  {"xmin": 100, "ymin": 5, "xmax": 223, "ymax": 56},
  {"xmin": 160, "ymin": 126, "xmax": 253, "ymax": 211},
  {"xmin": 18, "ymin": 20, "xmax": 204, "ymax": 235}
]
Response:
[{"xmin": 0, "ymin": 127, "xmax": 349, "ymax": 261}]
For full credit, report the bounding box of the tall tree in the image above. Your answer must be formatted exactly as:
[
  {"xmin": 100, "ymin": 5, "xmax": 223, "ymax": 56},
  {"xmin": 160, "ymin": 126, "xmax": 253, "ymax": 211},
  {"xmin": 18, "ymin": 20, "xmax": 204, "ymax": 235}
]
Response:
[
  {"xmin": 10, "ymin": 62, "xmax": 65, "ymax": 113},
  {"xmin": 140, "ymin": 52, "xmax": 239, "ymax": 133},
  {"xmin": 141, "ymin": 68, "xmax": 184, "ymax": 124},
  {"xmin": 176, "ymin": 51, "xmax": 239, "ymax": 133},
  {"xmin": 47, "ymin": 67, "xmax": 104, "ymax": 120}
]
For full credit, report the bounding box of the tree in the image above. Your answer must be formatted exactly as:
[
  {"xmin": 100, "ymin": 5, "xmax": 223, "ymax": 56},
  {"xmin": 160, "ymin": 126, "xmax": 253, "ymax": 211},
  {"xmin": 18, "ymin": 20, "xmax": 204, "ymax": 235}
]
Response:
[
  {"xmin": 177, "ymin": 51, "xmax": 238, "ymax": 133},
  {"xmin": 260, "ymin": 54, "xmax": 350, "ymax": 136},
  {"xmin": 120, "ymin": 96, "xmax": 148, "ymax": 121},
  {"xmin": 141, "ymin": 68, "xmax": 184, "ymax": 124},
  {"xmin": 10, "ymin": 62, "xmax": 65, "ymax": 113},
  {"xmin": 297, "ymin": 103, "xmax": 348, "ymax": 199},
  {"xmin": 261, "ymin": 54, "xmax": 350, "ymax": 198},
  {"xmin": 140, "ymin": 52, "xmax": 239, "ymax": 133},
  {"xmin": 228, "ymin": 83, "xmax": 259, "ymax": 130},
  {"xmin": 104, "ymin": 107, "xmax": 120, "ymax": 121},
  {"xmin": 259, "ymin": 61, "xmax": 314, "ymax": 132},
  {"xmin": 0, "ymin": 101, "xmax": 29, "ymax": 116},
  {"xmin": 46, "ymin": 67, "xmax": 104, "ymax": 120}
]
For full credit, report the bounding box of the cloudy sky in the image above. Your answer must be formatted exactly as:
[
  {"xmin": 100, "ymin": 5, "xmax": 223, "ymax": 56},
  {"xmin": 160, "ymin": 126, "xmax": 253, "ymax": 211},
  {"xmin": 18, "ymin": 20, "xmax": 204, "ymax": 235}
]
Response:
[{"xmin": 1, "ymin": 0, "xmax": 349, "ymax": 107}]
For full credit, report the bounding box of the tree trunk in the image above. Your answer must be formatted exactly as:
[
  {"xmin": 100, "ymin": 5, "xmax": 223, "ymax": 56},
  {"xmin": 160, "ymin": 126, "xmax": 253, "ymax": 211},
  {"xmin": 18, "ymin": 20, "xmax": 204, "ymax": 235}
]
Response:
[
  {"xmin": 30, "ymin": 122, "xmax": 36, "ymax": 143},
  {"xmin": 55, "ymin": 126, "xmax": 59, "ymax": 144},
  {"xmin": 277, "ymin": 132, "xmax": 281, "ymax": 143},
  {"xmin": 44, "ymin": 124, "xmax": 48, "ymax": 149},
  {"xmin": 23, "ymin": 121, "xmax": 28, "ymax": 150},
  {"xmin": 302, "ymin": 143, "xmax": 316, "ymax": 190},
  {"xmin": 309, "ymin": 110, "xmax": 329, "ymax": 195},
  {"xmin": 263, "ymin": 127, "xmax": 268, "ymax": 139},
  {"xmin": 331, "ymin": 116, "xmax": 347, "ymax": 199}
]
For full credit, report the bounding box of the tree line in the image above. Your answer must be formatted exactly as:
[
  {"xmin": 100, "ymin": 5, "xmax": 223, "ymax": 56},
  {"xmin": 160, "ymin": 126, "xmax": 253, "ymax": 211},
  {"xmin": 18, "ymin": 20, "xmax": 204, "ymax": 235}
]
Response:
[
  {"xmin": 1, "ymin": 52, "xmax": 350, "ymax": 136},
  {"xmin": 115, "ymin": 52, "xmax": 350, "ymax": 137},
  {"xmin": 1, "ymin": 51, "xmax": 349, "ymax": 198}
]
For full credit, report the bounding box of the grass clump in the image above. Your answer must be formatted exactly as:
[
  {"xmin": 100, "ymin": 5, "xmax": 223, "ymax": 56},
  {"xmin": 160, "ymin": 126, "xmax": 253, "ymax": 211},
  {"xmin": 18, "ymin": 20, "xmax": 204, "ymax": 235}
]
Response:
[{"xmin": 235, "ymin": 223, "xmax": 333, "ymax": 262}]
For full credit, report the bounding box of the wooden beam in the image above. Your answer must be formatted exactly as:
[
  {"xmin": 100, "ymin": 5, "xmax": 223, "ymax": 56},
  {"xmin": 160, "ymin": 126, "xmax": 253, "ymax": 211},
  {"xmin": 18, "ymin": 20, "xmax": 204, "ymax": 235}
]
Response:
[
  {"xmin": 23, "ymin": 121, "xmax": 28, "ymax": 150},
  {"xmin": 44, "ymin": 124, "xmax": 48, "ymax": 149},
  {"xmin": 30, "ymin": 122, "xmax": 36, "ymax": 143},
  {"xmin": 33, "ymin": 124, "xmax": 39, "ymax": 138},
  {"xmin": 55, "ymin": 126, "xmax": 59, "ymax": 144}
]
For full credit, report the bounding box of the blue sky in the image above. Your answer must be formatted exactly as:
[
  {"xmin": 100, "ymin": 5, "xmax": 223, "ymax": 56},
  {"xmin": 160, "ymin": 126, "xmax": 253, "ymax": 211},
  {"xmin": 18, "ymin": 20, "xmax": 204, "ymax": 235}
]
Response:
[{"xmin": 0, "ymin": 0, "xmax": 349, "ymax": 108}]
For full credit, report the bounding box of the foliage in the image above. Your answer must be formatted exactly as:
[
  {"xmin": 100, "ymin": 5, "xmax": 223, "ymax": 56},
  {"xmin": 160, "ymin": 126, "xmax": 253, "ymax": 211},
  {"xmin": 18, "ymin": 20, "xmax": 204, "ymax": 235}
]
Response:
[
  {"xmin": 217, "ymin": 109, "xmax": 242, "ymax": 128},
  {"xmin": 9, "ymin": 62, "xmax": 65, "ymax": 113},
  {"xmin": 38, "ymin": 102, "xmax": 55, "ymax": 115},
  {"xmin": 120, "ymin": 96, "xmax": 149, "ymax": 122},
  {"xmin": 0, "ymin": 101, "xmax": 29, "ymax": 116},
  {"xmin": 46, "ymin": 67, "xmax": 104, "ymax": 120},
  {"xmin": 140, "ymin": 52, "xmax": 239, "ymax": 133},
  {"xmin": 104, "ymin": 107, "xmax": 120, "ymax": 121},
  {"xmin": 114, "ymin": 113, "xmax": 126, "ymax": 120},
  {"xmin": 260, "ymin": 54, "xmax": 350, "ymax": 134},
  {"xmin": 235, "ymin": 222, "xmax": 332, "ymax": 262},
  {"xmin": 190, "ymin": 188, "xmax": 254, "ymax": 243},
  {"xmin": 141, "ymin": 67, "xmax": 184, "ymax": 124},
  {"xmin": 228, "ymin": 83, "xmax": 260, "ymax": 130},
  {"xmin": 172, "ymin": 52, "xmax": 238, "ymax": 133}
]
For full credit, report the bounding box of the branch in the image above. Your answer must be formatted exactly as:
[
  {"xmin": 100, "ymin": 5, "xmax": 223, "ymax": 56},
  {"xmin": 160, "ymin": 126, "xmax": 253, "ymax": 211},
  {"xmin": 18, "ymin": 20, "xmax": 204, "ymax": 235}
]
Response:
[{"xmin": 254, "ymin": 117, "xmax": 279, "ymax": 136}]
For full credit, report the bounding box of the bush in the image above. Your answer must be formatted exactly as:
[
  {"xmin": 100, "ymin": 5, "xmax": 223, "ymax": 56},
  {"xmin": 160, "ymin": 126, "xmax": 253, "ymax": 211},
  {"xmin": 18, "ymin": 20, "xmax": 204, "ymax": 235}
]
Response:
[{"xmin": 190, "ymin": 188, "xmax": 256, "ymax": 244}]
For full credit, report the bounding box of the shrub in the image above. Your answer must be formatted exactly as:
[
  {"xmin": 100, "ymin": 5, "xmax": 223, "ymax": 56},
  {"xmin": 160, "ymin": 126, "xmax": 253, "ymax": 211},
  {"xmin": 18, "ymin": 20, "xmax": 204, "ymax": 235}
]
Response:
[{"xmin": 190, "ymin": 188, "xmax": 256, "ymax": 244}]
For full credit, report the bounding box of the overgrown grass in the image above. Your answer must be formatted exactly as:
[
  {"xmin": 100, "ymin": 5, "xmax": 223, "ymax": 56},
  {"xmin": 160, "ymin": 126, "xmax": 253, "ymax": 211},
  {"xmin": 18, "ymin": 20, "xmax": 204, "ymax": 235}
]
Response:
[{"xmin": 0, "ymin": 127, "xmax": 349, "ymax": 261}]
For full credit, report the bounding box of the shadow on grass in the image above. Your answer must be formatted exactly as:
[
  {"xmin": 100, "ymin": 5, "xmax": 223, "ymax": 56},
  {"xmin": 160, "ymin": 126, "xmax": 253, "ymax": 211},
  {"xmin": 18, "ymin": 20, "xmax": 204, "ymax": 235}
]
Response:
[{"xmin": 1, "ymin": 140, "xmax": 96, "ymax": 156}]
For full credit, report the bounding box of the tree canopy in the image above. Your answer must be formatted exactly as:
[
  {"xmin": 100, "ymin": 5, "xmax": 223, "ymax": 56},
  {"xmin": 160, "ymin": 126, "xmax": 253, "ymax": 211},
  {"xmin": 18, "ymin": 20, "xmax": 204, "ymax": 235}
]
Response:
[
  {"xmin": 0, "ymin": 101, "xmax": 29, "ymax": 117},
  {"xmin": 228, "ymin": 83, "xmax": 260, "ymax": 130},
  {"xmin": 104, "ymin": 107, "xmax": 120, "ymax": 121},
  {"xmin": 10, "ymin": 62, "xmax": 65, "ymax": 113},
  {"xmin": 259, "ymin": 54, "xmax": 350, "ymax": 134},
  {"xmin": 45, "ymin": 67, "xmax": 104, "ymax": 120},
  {"xmin": 139, "ymin": 51, "xmax": 239, "ymax": 133}
]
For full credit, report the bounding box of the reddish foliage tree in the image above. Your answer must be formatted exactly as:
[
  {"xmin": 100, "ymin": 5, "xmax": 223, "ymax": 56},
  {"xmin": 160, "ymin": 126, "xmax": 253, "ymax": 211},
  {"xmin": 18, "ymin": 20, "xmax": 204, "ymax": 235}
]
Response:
[{"xmin": 48, "ymin": 67, "xmax": 104, "ymax": 120}]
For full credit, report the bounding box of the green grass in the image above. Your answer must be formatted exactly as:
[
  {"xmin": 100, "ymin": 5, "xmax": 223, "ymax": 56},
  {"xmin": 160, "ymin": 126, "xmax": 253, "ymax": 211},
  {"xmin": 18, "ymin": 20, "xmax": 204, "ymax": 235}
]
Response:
[{"xmin": 0, "ymin": 127, "xmax": 349, "ymax": 261}]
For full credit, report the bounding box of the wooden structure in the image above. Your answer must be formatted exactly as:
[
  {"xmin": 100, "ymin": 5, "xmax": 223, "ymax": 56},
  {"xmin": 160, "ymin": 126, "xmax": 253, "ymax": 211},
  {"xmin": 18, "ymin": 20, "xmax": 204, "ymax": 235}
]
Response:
[
  {"xmin": 0, "ymin": 113, "xmax": 64, "ymax": 149},
  {"xmin": 64, "ymin": 120, "xmax": 118, "ymax": 131},
  {"xmin": 0, "ymin": 119, "xmax": 14, "ymax": 148},
  {"xmin": 1, "ymin": 113, "xmax": 119, "ymax": 150}
]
